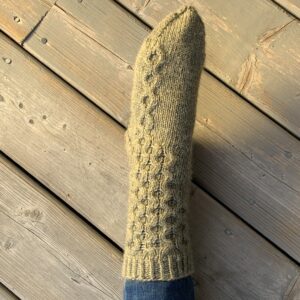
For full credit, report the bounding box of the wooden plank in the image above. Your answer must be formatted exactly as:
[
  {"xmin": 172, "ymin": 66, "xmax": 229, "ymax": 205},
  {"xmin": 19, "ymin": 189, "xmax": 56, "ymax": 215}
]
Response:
[
  {"xmin": 24, "ymin": 4, "xmax": 135, "ymax": 125},
  {"xmin": 0, "ymin": 155, "xmax": 123, "ymax": 299},
  {"xmin": 273, "ymin": 0, "xmax": 300, "ymax": 19},
  {"xmin": 0, "ymin": 283, "xmax": 19, "ymax": 300},
  {"xmin": 0, "ymin": 31, "xmax": 128, "ymax": 246},
  {"xmin": 116, "ymin": 0, "xmax": 300, "ymax": 137},
  {"xmin": 0, "ymin": 0, "xmax": 53, "ymax": 44},
  {"xmin": 189, "ymin": 185, "xmax": 299, "ymax": 299},
  {"xmin": 193, "ymin": 73, "xmax": 300, "ymax": 261},
  {"xmin": 56, "ymin": 0, "xmax": 150, "ymax": 64},
  {"xmin": 0, "ymin": 33, "xmax": 300, "ymax": 299},
  {"xmin": 23, "ymin": 4, "xmax": 300, "ymax": 261}
]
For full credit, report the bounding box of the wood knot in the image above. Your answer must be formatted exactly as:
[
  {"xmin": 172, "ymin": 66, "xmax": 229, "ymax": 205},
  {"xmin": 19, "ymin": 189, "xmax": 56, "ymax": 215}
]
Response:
[
  {"xmin": 24, "ymin": 208, "xmax": 43, "ymax": 221},
  {"xmin": 284, "ymin": 151, "xmax": 293, "ymax": 159},
  {"xmin": 3, "ymin": 238, "xmax": 15, "ymax": 250}
]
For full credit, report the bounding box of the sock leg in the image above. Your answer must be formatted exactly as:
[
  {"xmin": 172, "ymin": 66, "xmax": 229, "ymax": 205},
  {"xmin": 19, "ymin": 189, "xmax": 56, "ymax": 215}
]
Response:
[{"xmin": 123, "ymin": 5, "xmax": 206, "ymax": 281}]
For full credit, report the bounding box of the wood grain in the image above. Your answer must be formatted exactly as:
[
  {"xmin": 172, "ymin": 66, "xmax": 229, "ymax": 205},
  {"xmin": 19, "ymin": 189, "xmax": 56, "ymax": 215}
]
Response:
[
  {"xmin": 117, "ymin": 0, "xmax": 300, "ymax": 137},
  {"xmin": 57, "ymin": 0, "xmax": 150, "ymax": 64},
  {"xmin": 25, "ymin": 5, "xmax": 134, "ymax": 125},
  {"xmin": 1, "ymin": 31, "xmax": 128, "ymax": 246},
  {"xmin": 23, "ymin": 3, "xmax": 300, "ymax": 261},
  {"xmin": 0, "ymin": 32, "xmax": 299, "ymax": 299},
  {"xmin": 0, "ymin": 155, "xmax": 123, "ymax": 300},
  {"xmin": 0, "ymin": 0, "xmax": 53, "ymax": 44},
  {"xmin": 189, "ymin": 185, "xmax": 299, "ymax": 300}
]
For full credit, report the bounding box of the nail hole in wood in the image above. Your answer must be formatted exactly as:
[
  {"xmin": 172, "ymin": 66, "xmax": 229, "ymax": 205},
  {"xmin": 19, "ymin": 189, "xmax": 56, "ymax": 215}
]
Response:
[
  {"xmin": 3, "ymin": 57, "xmax": 12, "ymax": 64},
  {"xmin": 224, "ymin": 228, "xmax": 233, "ymax": 236},
  {"xmin": 13, "ymin": 16, "xmax": 21, "ymax": 23},
  {"xmin": 41, "ymin": 38, "xmax": 48, "ymax": 44}
]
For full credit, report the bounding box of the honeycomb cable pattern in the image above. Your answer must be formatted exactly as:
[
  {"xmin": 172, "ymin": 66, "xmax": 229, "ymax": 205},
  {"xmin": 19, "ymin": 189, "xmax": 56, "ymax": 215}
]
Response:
[{"xmin": 122, "ymin": 5, "xmax": 206, "ymax": 281}]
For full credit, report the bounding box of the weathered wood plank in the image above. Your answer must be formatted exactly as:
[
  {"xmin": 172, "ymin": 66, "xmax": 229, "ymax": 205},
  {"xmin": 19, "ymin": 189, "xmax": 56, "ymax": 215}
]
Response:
[
  {"xmin": 189, "ymin": 185, "xmax": 299, "ymax": 300},
  {"xmin": 1, "ymin": 32, "xmax": 128, "ymax": 246},
  {"xmin": 273, "ymin": 0, "xmax": 300, "ymax": 19},
  {"xmin": 0, "ymin": 0, "xmax": 53, "ymax": 44},
  {"xmin": 24, "ymin": 5, "xmax": 134, "ymax": 125},
  {"xmin": 116, "ymin": 0, "xmax": 300, "ymax": 137},
  {"xmin": 1, "ymin": 32, "xmax": 300, "ymax": 299},
  {"xmin": 0, "ymin": 155, "xmax": 123, "ymax": 299},
  {"xmin": 23, "ymin": 4, "xmax": 300, "ymax": 261},
  {"xmin": 193, "ymin": 73, "xmax": 300, "ymax": 261},
  {"xmin": 56, "ymin": 0, "xmax": 150, "ymax": 64},
  {"xmin": 0, "ymin": 283, "xmax": 19, "ymax": 300}
]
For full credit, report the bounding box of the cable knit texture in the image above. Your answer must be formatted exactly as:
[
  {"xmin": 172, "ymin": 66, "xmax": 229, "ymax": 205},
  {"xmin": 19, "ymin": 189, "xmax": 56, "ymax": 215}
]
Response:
[{"xmin": 122, "ymin": 6, "xmax": 206, "ymax": 281}]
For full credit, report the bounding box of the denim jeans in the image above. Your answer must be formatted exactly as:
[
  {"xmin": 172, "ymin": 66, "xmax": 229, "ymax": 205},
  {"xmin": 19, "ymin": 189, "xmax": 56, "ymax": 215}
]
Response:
[{"xmin": 124, "ymin": 275, "xmax": 195, "ymax": 300}]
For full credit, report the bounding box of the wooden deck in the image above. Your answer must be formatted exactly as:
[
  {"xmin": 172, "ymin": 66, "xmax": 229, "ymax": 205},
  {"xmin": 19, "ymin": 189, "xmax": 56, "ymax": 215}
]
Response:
[{"xmin": 0, "ymin": 0, "xmax": 299, "ymax": 299}]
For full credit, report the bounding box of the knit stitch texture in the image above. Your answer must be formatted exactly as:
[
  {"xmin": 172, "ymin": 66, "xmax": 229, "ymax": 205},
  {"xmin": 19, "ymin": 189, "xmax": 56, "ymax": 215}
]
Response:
[{"xmin": 122, "ymin": 5, "xmax": 206, "ymax": 281}]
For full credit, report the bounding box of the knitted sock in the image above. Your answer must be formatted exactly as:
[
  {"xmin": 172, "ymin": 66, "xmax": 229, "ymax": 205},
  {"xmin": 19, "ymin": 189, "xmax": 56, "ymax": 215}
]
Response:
[{"xmin": 122, "ymin": 6, "xmax": 205, "ymax": 281}]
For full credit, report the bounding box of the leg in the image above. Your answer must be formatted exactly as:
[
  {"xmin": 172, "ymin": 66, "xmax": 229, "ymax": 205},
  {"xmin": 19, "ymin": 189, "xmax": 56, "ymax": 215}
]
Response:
[
  {"xmin": 122, "ymin": 5, "xmax": 206, "ymax": 298},
  {"xmin": 124, "ymin": 276, "xmax": 195, "ymax": 300}
]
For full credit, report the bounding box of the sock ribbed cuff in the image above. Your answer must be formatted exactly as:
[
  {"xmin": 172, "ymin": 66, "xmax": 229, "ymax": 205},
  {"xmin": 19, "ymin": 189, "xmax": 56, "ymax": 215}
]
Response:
[{"xmin": 122, "ymin": 250, "xmax": 194, "ymax": 281}]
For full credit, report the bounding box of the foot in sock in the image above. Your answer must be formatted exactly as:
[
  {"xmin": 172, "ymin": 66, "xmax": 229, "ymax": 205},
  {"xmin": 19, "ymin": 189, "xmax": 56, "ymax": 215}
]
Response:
[{"xmin": 122, "ymin": 5, "xmax": 206, "ymax": 281}]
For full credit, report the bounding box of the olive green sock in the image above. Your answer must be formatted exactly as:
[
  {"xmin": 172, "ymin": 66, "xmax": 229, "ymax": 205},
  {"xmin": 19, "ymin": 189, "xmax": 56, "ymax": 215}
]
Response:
[{"xmin": 122, "ymin": 5, "xmax": 206, "ymax": 281}]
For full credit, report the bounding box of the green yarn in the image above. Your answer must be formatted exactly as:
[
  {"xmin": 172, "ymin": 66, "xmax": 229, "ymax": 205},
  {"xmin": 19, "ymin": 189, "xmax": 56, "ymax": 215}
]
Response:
[{"xmin": 122, "ymin": 6, "xmax": 206, "ymax": 281}]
